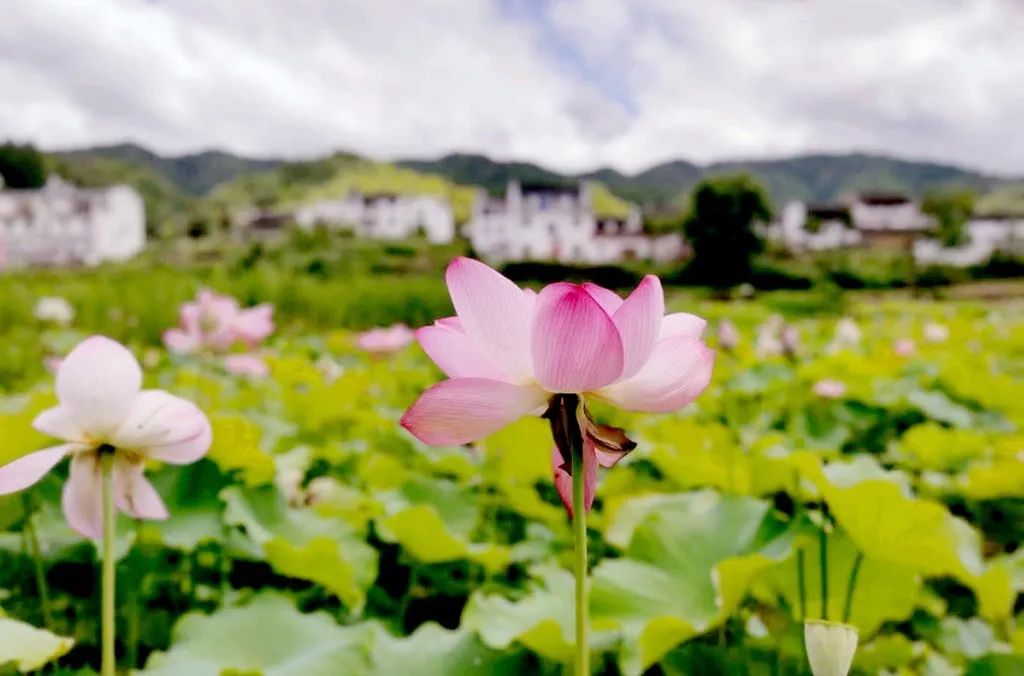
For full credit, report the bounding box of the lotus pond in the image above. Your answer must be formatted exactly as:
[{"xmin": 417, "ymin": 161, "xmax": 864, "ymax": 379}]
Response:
[{"xmin": 1, "ymin": 282, "xmax": 1023, "ymax": 675}]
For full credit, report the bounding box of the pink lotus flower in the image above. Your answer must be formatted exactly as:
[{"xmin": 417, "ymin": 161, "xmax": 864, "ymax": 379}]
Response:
[
  {"xmin": 224, "ymin": 354, "xmax": 270, "ymax": 377},
  {"xmin": 356, "ymin": 324, "xmax": 416, "ymax": 356},
  {"xmin": 893, "ymin": 338, "xmax": 916, "ymax": 357},
  {"xmin": 0, "ymin": 336, "xmax": 212, "ymax": 538},
  {"xmin": 401, "ymin": 258, "xmax": 714, "ymax": 514},
  {"xmin": 717, "ymin": 319, "xmax": 740, "ymax": 351},
  {"xmin": 813, "ymin": 379, "xmax": 846, "ymax": 399},
  {"xmin": 163, "ymin": 289, "xmax": 274, "ymax": 355}
]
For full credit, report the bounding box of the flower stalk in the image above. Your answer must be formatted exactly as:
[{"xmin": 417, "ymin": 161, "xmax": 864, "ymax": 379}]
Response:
[
  {"xmin": 819, "ymin": 513, "xmax": 829, "ymax": 621},
  {"xmin": 23, "ymin": 495, "xmax": 53, "ymax": 629},
  {"xmin": 551, "ymin": 394, "xmax": 589, "ymax": 675},
  {"xmin": 100, "ymin": 449, "xmax": 116, "ymax": 676},
  {"xmin": 570, "ymin": 424, "xmax": 589, "ymax": 676},
  {"xmin": 842, "ymin": 552, "xmax": 863, "ymax": 624}
]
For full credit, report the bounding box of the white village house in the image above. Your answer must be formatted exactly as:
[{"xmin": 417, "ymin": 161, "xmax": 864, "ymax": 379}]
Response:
[
  {"xmin": 467, "ymin": 180, "xmax": 684, "ymax": 264},
  {"xmin": 0, "ymin": 176, "xmax": 146, "ymax": 270},
  {"xmin": 294, "ymin": 191, "xmax": 455, "ymax": 244},
  {"xmin": 914, "ymin": 214, "xmax": 1024, "ymax": 267},
  {"xmin": 775, "ymin": 192, "xmax": 1024, "ymax": 267}
]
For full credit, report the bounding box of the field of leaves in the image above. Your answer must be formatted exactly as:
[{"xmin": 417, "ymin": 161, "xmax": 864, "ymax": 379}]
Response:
[{"xmin": 1, "ymin": 282, "xmax": 1023, "ymax": 675}]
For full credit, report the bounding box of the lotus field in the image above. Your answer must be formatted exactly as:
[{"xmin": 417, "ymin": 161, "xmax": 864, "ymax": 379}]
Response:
[{"xmin": 1, "ymin": 263, "xmax": 1024, "ymax": 675}]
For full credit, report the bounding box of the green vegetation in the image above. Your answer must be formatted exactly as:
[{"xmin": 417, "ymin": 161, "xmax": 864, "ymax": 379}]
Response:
[
  {"xmin": 1, "ymin": 264, "xmax": 1024, "ymax": 673},
  {"xmin": 922, "ymin": 187, "xmax": 977, "ymax": 247},
  {"xmin": 22, "ymin": 144, "xmax": 1021, "ymax": 243},
  {"xmin": 976, "ymin": 181, "xmax": 1024, "ymax": 216},
  {"xmin": 683, "ymin": 174, "xmax": 773, "ymax": 287},
  {"xmin": 55, "ymin": 143, "xmax": 283, "ymax": 195},
  {"xmin": 211, "ymin": 154, "xmax": 479, "ymax": 222},
  {"xmin": 403, "ymin": 151, "xmax": 1012, "ymax": 209},
  {"xmin": 0, "ymin": 142, "xmax": 47, "ymax": 188}
]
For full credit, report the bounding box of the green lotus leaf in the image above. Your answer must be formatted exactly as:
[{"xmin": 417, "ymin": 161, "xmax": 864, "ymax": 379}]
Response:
[
  {"xmin": 906, "ymin": 389, "xmax": 974, "ymax": 427},
  {"xmin": 643, "ymin": 419, "xmax": 792, "ymax": 497},
  {"xmin": 366, "ymin": 622, "xmax": 530, "ymax": 675},
  {"xmin": 853, "ymin": 633, "xmax": 920, "ymax": 672},
  {"xmin": 757, "ymin": 522, "xmax": 920, "ymax": 634},
  {"xmin": 895, "ymin": 422, "xmax": 989, "ymax": 472},
  {"xmin": 141, "ymin": 593, "xmax": 372, "ymax": 675},
  {"xmin": 207, "ymin": 415, "xmax": 276, "ymax": 487},
  {"xmin": 0, "ymin": 390, "xmax": 57, "ymax": 465},
  {"xmin": 461, "ymin": 563, "xmax": 619, "ymax": 664},
  {"xmin": 940, "ymin": 617, "xmax": 995, "ymax": 660},
  {"xmin": 966, "ymin": 654, "xmax": 1024, "ymax": 675},
  {"xmin": 590, "ymin": 490, "xmax": 793, "ymax": 674},
  {"xmin": 794, "ymin": 452, "xmax": 984, "ymax": 581},
  {"xmin": 958, "ymin": 458, "xmax": 1024, "ymax": 500},
  {"xmin": 140, "ymin": 460, "xmax": 229, "ymax": 551},
  {"xmin": 221, "ymin": 485, "xmax": 377, "ymax": 611},
  {"xmin": 0, "ymin": 616, "xmax": 74, "ymax": 672}
]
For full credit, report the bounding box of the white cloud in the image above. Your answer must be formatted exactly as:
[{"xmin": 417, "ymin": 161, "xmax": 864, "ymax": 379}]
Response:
[{"xmin": 1, "ymin": 0, "xmax": 1022, "ymax": 175}]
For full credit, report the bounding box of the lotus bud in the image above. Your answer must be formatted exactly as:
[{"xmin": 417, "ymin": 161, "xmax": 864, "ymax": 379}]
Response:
[
  {"xmin": 832, "ymin": 317, "xmax": 861, "ymax": 350},
  {"xmin": 756, "ymin": 315, "xmax": 784, "ymax": 356},
  {"xmin": 893, "ymin": 338, "xmax": 916, "ymax": 357},
  {"xmin": 34, "ymin": 296, "xmax": 75, "ymax": 326},
  {"xmin": 717, "ymin": 319, "xmax": 740, "ymax": 351},
  {"xmin": 813, "ymin": 379, "xmax": 846, "ymax": 399},
  {"xmin": 923, "ymin": 322, "xmax": 949, "ymax": 343},
  {"xmin": 804, "ymin": 620, "xmax": 858, "ymax": 676},
  {"xmin": 306, "ymin": 476, "xmax": 339, "ymax": 505},
  {"xmin": 781, "ymin": 325, "xmax": 801, "ymax": 359},
  {"xmin": 277, "ymin": 467, "xmax": 305, "ymax": 506}
]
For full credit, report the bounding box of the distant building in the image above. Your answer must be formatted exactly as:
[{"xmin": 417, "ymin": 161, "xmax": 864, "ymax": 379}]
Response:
[
  {"xmin": 776, "ymin": 193, "xmax": 933, "ymax": 253},
  {"xmin": 294, "ymin": 191, "xmax": 455, "ymax": 244},
  {"xmin": 467, "ymin": 180, "xmax": 684, "ymax": 264},
  {"xmin": 914, "ymin": 214, "xmax": 1024, "ymax": 267},
  {"xmin": 234, "ymin": 209, "xmax": 293, "ymax": 242},
  {"xmin": 0, "ymin": 176, "xmax": 146, "ymax": 270},
  {"xmin": 774, "ymin": 192, "xmax": 1024, "ymax": 267}
]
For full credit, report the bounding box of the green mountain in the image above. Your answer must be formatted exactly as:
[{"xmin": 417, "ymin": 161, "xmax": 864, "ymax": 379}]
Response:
[
  {"xmin": 705, "ymin": 154, "xmax": 1000, "ymax": 205},
  {"xmin": 46, "ymin": 144, "xmax": 1021, "ymax": 238},
  {"xmin": 55, "ymin": 143, "xmax": 283, "ymax": 195},
  {"xmin": 976, "ymin": 182, "xmax": 1024, "ymax": 216},
  {"xmin": 400, "ymin": 152, "xmax": 1008, "ymax": 210},
  {"xmin": 398, "ymin": 153, "xmax": 573, "ymax": 194}
]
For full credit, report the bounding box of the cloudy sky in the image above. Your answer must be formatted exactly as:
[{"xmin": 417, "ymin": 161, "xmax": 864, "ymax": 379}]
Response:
[{"xmin": 2, "ymin": 0, "xmax": 1023, "ymax": 175}]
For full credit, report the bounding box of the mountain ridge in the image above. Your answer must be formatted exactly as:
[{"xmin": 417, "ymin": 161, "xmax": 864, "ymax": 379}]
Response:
[{"xmin": 51, "ymin": 142, "xmax": 1017, "ymax": 209}]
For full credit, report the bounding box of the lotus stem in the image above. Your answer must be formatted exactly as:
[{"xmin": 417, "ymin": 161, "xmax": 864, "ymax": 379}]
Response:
[
  {"xmin": 23, "ymin": 494, "xmax": 53, "ymax": 629},
  {"xmin": 571, "ymin": 437, "xmax": 589, "ymax": 676},
  {"xmin": 843, "ymin": 552, "xmax": 864, "ymax": 624},
  {"xmin": 819, "ymin": 510, "xmax": 829, "ymax": 621},
  {"xmin": 101, "ymin": 451, "xmax": 116, "ymax": 676},
  {"xmin": 797, "ymin": 548, "xmax": 807, "ymax": 621}
]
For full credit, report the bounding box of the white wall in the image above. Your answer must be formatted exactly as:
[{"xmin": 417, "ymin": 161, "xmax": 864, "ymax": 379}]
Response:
[
  {"xmin": 915, "ymin": 218, "xmax": 1024, "ymax": 267},
  {"xmin": 469, "ymin": 181, "xmax": 672, "ymax": 264},
  {"xmin": 295, "ymin": 193, "xmax": 454, "ymax": 243},
  {"xmin": 92, "ymin": 185, "xmax": 147, "ymax": 263},
  {"xmin": 0, "ymin": 181, "xmax": 146, "ymax": 269}
]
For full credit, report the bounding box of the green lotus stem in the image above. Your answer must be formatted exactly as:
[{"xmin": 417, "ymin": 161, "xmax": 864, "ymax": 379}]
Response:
[
  {"xmin": 819, "ymin": 512, "xmax": 829, "ymax": 621},
  {"xmin": 843, "ymin": 552, "xmax": 864, "ymax": 623},
  {"xmin": 571, "ymin": 438, "xmax": 589, "ymax": 676},
  {"xmin": 23, "ymin": 495, "xmax": 53, "ymax": 629},
  {"xmin": 101, "ymin": 452, "xmax": 116, "ymax": 676},
  {"xmin": 797, "ymin": 548, "xmax": 807, "ymax": 621}
]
